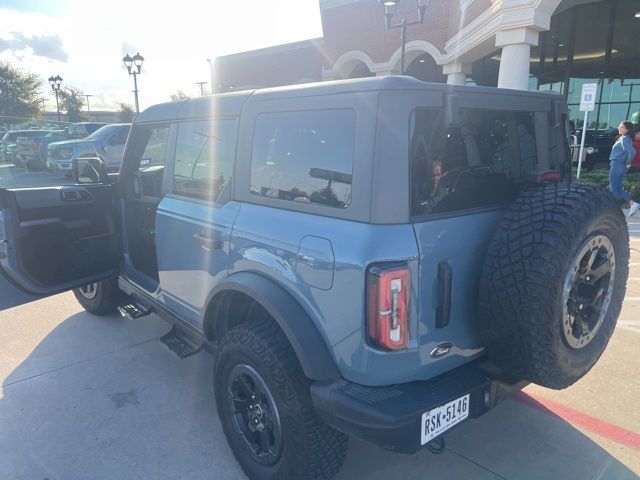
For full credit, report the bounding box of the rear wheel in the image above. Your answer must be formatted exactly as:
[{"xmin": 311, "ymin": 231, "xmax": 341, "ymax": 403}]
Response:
[
  {"xmin": 478, "ymin": 183, "xmax": 629, "ymax": 389},
  {"xmin": 214, "ymin": 319, "xmax": 347, "ymax": 480},
  {"xmin": 73, "ymin": 278, "xmax": 124, "ymax": 315},
  {"xmin": 26, "ymin": 157, "xmax": 43, "ymax": 171}
]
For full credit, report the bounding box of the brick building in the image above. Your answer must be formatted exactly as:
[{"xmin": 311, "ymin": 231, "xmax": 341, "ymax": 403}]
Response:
[{"xmin": 215, "ymin": 0, "xmax": 640, "ymax": 133}]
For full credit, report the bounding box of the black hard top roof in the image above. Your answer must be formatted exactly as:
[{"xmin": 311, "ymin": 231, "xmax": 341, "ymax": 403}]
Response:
[{"xmin": 135, "ymin": 76, "xmax": 563, "ymax": 124}]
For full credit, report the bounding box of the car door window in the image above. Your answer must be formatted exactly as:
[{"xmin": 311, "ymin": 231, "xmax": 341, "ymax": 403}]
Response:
[
  {"xmin": 410, "ymin": 108, "xmax": 556, "ymax": 216},
  {"xmin": 173, "ymin": 119, "xmax": 237, "ymax": 202},
  {"xmin": 139, "ymin": 126, "xmax": 169, "ymax": 170},
  {"xmin": 250, "ymin": 109, "xmax": 355, "ymax": 208}
]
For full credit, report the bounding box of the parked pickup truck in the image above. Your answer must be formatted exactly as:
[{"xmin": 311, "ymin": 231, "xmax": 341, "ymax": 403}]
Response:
[
  {"xmin": 1, "ymin": 130, "xmax": 50, "ymax": 165},
  {"xmin": 15, "ymin": 122, "xmax": 106, "ymax": 171},
  {"xmin": 47, "ymin": 123, "xmax": 131, "ymax": 175}
]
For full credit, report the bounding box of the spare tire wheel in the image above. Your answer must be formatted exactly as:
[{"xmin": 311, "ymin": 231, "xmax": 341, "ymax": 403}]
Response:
[{"xmin": 478, "ymin": 183, "xmax": 629, "ymax": 389}]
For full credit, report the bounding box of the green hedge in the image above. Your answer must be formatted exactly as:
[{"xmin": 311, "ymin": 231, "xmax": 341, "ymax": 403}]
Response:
[{"xmin": 576, "ymin": 168, "xmax": 640, "ymax": 202}]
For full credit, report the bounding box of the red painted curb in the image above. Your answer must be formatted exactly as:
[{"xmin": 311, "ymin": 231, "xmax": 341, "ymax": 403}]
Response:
[{"xmin": 515, "ymin": 392, "xmax": 640, "ymax": 451}]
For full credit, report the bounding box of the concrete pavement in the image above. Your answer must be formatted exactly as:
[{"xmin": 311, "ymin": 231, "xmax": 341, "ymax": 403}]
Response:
[
  {"xmin": 1, "ymin": 290, "xmax": 637, "ymax": 480},
  {"xmin": 0, "ymin": 184, "xmax": 638, "ymax": 479}
]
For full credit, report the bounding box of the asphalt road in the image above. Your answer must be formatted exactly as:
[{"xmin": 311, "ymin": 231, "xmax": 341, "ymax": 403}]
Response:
[{"xmin": 0, "ymin": 165, "xmax": 638, "ymax": 479}]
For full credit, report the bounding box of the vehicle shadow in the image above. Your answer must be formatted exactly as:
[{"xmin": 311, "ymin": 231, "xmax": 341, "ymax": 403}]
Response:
[
  {"xmin": 0, "ymin": 304, "xmax": 638, "ymax": 480},
  {"xmin": 0, "ymin": 275, "xmax": 38, "ymax": 310}
]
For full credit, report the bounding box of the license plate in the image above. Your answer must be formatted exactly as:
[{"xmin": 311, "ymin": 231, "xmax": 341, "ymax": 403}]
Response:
[{"xmin": 421, "ymin": 394, "xmax": 470, "ymax": 445}]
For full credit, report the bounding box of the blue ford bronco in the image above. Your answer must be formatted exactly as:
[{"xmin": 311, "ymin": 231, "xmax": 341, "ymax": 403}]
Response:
[{"xmin": 0, "ymin": 77, "xmax": 629, "ymax": 480}]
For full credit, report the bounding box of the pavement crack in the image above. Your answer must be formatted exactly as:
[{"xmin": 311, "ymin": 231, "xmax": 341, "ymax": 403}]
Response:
[
  {"xmin": 445, "ymin": 446, "xmax": 508, "ymax": 480},
  {"xmin": 1, "ymin": 336, "xmax": 160, "ymax": 389}
]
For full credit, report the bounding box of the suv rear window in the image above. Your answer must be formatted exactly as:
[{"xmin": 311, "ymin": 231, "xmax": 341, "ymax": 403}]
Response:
[
  {"xmin": 250, "ymin": 109, "xmax": 355, "ymax": 208},
  {"xmin": 410, "ymin": 108, "xmax": 564, "ymax": 216}
]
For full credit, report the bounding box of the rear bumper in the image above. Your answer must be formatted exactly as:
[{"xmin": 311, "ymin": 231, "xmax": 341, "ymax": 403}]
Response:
[{"xmin": 311, "ymin": 361, "xmax": 526, "ymax": 454}]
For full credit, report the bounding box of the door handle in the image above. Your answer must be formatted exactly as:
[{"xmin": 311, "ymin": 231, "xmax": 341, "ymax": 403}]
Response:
[
  {"xmin": 193, "ymin": 232, "xmax": 223, "ymax": 250},
  {"xmin": 436, "ymin": 262, "xmax": 452, "ymax": 328},
  {"xmin": 60, "ymin": 188, "xmax": 90, "ymax": 202}
]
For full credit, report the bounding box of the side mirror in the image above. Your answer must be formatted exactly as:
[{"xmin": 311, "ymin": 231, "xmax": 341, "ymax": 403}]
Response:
[{"xmin": 73, "ymin": 156, "xmax": 109, "ymax": 184}]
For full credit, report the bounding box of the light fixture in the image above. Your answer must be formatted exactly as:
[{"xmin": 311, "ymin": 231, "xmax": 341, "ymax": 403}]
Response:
[
  {"xmin": 122, "ymin": 54, "xmax": 133, "ymax": 73},
  {"xmin": 381, "ymin": 0, "xmax": 398, "ymax": 17},
  {"xmin": 377, "ymin": 0, "xmax": 431, "ymax": 75},
  {"xmin": 122, "ymin": 52, "xmax": 145, "ymax": 113},
  {"xmin": 132, "ymin": 52, "xmax": 144, "ymax": 73},
  {"xmin": 635, "ymin": 11, "xmax": 640, "ymax": 18}
]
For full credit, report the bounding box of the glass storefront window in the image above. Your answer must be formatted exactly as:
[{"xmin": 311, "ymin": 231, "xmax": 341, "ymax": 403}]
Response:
[
  {"xmin": 567, "ymin": 78, "xmax": 600, "ymax": 105},
  {"xmin": 600, "ymin": 79, "xmax": 640, "ymax": 104},
  {"xmin": 598, "ymin": 103, "xmax": 633, "ymax": 132},
  {"xmin": 572, "ymin": 2, "xmax": 610, "ymax": 74},
  {"xmin": 611, "ymin": 0, "xmax": 640, "ymax": 78}
]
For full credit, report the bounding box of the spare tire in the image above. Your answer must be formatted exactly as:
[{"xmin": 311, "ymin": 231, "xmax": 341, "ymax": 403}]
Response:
[{"xmin": 478, "ymin": 183, "xmax": 629, "ymax": 389}]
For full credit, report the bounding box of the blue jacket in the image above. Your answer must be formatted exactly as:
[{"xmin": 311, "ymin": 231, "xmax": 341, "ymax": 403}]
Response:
[{"xmin": 610, "ymin": 135, "xmax": 637, "ymax": 165}]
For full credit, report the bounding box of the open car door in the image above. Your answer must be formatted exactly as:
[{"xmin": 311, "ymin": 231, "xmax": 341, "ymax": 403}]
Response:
[{"xmin": 0, "ymin": 183, "xmax": 120, "ymax": 296}]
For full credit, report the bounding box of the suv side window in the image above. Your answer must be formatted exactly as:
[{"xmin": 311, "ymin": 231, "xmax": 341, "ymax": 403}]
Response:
[
  {"xmin": 250, "ymin": 109, "xmax": 355, "ymax": 208},
  {"xmin": 109, "ymin": 127, "xmax": 129, "ymax": 146},
  {"xmin": 173, "ymin": 119, "xmax": 237, "ymax": 201},
  {"xmin": 411, "ymin": 108, "xmax": 552, "ymax": 216},
  {"xmin": 139, "ymin": 126, "xmax": 169, "ymax": 170}
]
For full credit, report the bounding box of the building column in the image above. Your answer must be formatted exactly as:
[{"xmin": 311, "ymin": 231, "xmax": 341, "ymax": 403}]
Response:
[
  {"xmin": 496, "ymin": 27, "xmax": 539, "ymax": 90},
  {"xmin": 443, "ymin": 61, "xmax": 471, "ymax": 86}
]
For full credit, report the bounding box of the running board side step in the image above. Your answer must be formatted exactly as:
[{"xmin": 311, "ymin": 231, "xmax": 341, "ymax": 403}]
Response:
[
  {"xmin": 117, "ymin": 302, "xmax": 152, "ymax": 320},
  {"xmin": 160, "ymin": 323, "xmax": 204, "ymax": 358}
]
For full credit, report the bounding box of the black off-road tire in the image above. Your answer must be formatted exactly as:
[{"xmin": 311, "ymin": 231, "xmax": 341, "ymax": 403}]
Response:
[
  {"xmin": 478, "ymin": 183, "xmax": 629, "ymax": 389},
  {"xmin": 26, "ymin": 157, "xmax": 43, "ymax": 171},
  {"xmin": 73, "ymin": 278, "xmax": 124, "ymax": 315},
  {"xmin": 214, "ymin": 318, "xmax": 348, "ymax": 480}
]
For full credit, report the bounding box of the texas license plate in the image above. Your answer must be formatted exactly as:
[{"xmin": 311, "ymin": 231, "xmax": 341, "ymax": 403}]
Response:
[{"xmin": 421, "ymin": 394, "xmax": 470, "ymax": 445}]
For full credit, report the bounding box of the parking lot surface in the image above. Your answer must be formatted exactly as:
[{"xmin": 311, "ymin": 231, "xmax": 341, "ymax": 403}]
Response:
[
  {"xmin": 0, "ymin": 163, "xmax": 68, "ymax": 189},
  {"xmin": 0, "ymin": 167, "xmax": 638, "ymax": 479}
]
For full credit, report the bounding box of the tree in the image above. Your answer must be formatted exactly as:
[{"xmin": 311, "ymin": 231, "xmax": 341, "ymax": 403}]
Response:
[
  {"xmin": 0, "ymin": 61, "xmax": 44, "ymax": 120},
  {"xmin": 58, "ymin": 86, "xmax": 88, "ymax": 122},
  {"xmin": 170, "ymin": 90, "xmax": 190, "ymax": 102},
  {"xmin": 118, "ymin": 103, "xmax": 135, "ymax": 122},
  {"xmin": 310, "ymin": 184, "xmax": 343, "ymax": 207}
]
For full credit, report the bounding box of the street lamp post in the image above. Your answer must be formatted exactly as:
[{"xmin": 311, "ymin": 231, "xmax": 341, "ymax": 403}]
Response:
[
  {"xmin": 48, "ymin": 75, "xmax": 63, "ymax": 121},
  {"xmin": 206, "ymin": 58, "xmax": 215, "ymax": 95},
  {"xmin": 122, "ymin": 52, "xmax": 145, "ymax": 113},
  {"xmin": 377, "ymin": 0, "xmax": 430, "ymax": 75}
]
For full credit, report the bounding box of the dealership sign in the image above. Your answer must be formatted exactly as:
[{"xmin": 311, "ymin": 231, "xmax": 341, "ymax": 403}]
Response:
[
  {"xmin": 577, "ymin": 82, "xmax": 598, "ymax": 179},
  {"xmin": 579, "ymin": 83, "xmax": 598, "ymax": 112}
]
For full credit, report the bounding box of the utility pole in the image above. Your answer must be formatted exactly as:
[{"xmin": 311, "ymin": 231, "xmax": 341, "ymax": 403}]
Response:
[
  {"xmin": 84, "ymin": 94, "xmax": 93, "ymax": 112},
  {"xmin": 196, "ymin": 81, "xmax": 208, "ymax": 96}
]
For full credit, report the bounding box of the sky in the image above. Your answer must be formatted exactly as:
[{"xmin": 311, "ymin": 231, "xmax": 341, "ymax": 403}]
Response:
[{"xmin": 0, "ymin": 0, "xmax": 324, "ymax": 112}]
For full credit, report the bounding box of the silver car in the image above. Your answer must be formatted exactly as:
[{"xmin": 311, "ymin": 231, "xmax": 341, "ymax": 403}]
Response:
[{"xmin": 47, "ymin": 123, "xmax": 131, "ymax": 174}]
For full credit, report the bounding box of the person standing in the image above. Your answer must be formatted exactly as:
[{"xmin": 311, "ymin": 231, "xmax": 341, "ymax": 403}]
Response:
[
  {"xmin": 631, "ymin": 130, "xmax": 640, "ymax": 172},
  {"xmin": 609, "ymin": 121, "xmax": 638, "ymax": 215}
]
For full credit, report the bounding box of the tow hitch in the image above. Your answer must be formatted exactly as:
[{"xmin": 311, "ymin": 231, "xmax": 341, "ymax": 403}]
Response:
[{"xmin": 426, "ymin": 436, "xmax": 446, "ymax": 454}]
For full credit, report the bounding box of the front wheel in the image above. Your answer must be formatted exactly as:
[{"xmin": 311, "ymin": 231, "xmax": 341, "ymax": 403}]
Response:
[
  {"xmin": 214, "ymin": 319, "xmax": 347, "ymax": 480},
  {"xmin": 73, "ymin": 278, "xmax": 124, "ymax": 315}
]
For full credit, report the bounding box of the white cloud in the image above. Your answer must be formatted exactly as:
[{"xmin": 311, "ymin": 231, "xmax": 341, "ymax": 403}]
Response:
[{"xmin": 0, "ymin": 0, "xmax": 323, "ymax": 112}]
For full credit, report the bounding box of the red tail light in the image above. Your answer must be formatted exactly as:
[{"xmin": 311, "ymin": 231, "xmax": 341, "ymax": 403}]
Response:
[
  {"xmin": 539, "ymin": 171, "xmax": 561, "ymax": 182},
  {"xmin": 367, "ymin": 264, "xmax": 410, "ymax": 351}
]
